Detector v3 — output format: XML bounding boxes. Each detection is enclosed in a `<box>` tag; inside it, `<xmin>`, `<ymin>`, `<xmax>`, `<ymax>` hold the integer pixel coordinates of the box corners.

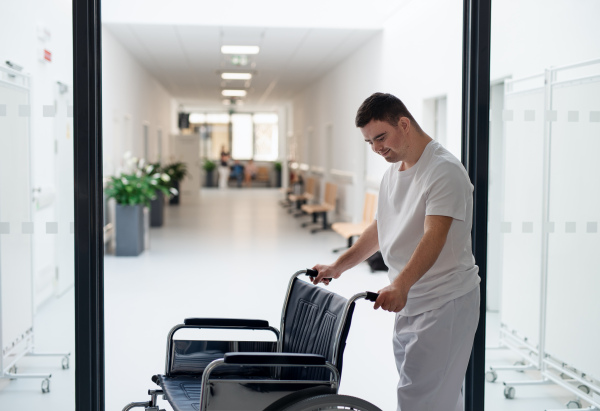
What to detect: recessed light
<box><xmin>221</xmin><ymin>45</ymin><xmax>260</xmax><ymax>55</ymax></box>
<box><xmin>222</xmin><ymin>89</ymin><xmax>247</xmax><ymax>97</ymax></box>
<box><xmin>221</xmin><ymin>72</ymin><xmax>253</xmax><ymax>80</ymax></box>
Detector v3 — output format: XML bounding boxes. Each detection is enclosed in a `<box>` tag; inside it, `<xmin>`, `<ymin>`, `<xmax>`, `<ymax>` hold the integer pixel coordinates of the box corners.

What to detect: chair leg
<box><xmin>332</xmin><ymin>236</ymin><xmax>354</xmax><ymax>253</ymax></box>
<box><xmin>301</xmin><ymin>213</ymin><xmax>317</xmax><ymax>227</ymax></box>
<box><xmin>310</xmin><ymin>212</ymin><xmax>332</xmax><ymax>234</ymax></box>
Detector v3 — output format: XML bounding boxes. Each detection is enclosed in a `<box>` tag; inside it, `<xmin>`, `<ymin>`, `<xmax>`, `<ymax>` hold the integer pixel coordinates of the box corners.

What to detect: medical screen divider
<box><xmin>0</xmin><ymin>67</ymin><xmax>36</xmax><ymax>379</ymax></box>
<box><xmin>0</xmin><ymin>66</ymin><xmax>70</xmax><ymax>394</ymax></box>
<box><xmin>489</xmin><ymin>59</ymin><xmax>600</xmax><ymax>407</ymax></box>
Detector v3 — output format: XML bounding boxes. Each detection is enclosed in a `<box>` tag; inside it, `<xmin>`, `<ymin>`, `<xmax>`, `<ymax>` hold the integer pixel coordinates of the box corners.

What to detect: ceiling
<box><xmin>103</xmin><ymin>24</ymin><xmax>381</xmax><ymax>110</ymax></box>
<box><xmin>101</xmin><ymin>0</ymin><xmax>414</xmax><ymax>110</ymax></box>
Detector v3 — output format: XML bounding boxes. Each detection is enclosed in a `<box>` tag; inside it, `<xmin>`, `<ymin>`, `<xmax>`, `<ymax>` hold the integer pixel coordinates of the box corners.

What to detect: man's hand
<box><xmin>310</xmin><ymin>264</ymin><xmax>343</xmax><ymax>285</ymax></box>
<box><xmin>374</xmin><ymin>283</ymin><xmax>409</xmax><ymax>313</ymax></box>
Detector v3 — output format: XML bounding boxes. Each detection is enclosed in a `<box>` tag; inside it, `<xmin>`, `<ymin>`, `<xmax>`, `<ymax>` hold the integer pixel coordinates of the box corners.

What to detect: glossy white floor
<box><xmin>0</xmin><ymin>188</ymin><xmax>590</xmax><ymax>410</ymax></box>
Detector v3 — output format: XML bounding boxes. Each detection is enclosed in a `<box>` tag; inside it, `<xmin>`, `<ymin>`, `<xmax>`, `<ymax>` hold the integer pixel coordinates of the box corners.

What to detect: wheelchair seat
<box><xmin>123</xmin><ymin>270</ymin><xmax>381</xmax><ymax>411</ymax></box>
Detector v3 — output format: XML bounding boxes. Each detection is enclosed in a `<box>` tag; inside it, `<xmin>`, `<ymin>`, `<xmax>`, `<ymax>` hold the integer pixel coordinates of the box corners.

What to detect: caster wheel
<box><xmin>504</xmin><ymin>386</ymin><xmax>516</xmax><ymax>399</ymax></box>
<box><xmin>41</xmin><ymin>378</ymin><xmax>50</xmax><ymax>394</ymax></box>
<box><xmin>61</xmin><ymin>356</ymin><xmax>70</xmax><ymax>370</ymax></box>
<box><xmin>8</xmin><ymin>365</ymin><xmax>17</xmax><ymax>374</ymax></box>
<box><xmin>566</xmin><ymin>400</ymin><xmax>582</xmax><ymax>409</ymax></box>
<box><xmin>578</xmin><ymin>384</ymin><xmax>590</xmax><ymax>394</ymax></box>
<box><xmin>485</xmin><ymin>370</ymin><xmax>498</xmax><ymax>383</ymax></box>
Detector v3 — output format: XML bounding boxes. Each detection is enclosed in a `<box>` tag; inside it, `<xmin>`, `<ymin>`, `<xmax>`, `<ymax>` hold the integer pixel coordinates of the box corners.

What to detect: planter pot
<box><xmin>115</xmin><ymin>204</ymin><xmax>145</xmax><ymax>256</ymax></box>
<box><xmin>150</xmin><ymin>190</ymin><xmax>165</xmax><ymax>227</ymax></box>
<box><xmin>275</xmin><ymin>169</ymin><xmax>282</xmax><ymax>188</ymax></box>
<box><xmin>169</xmin><ymin>180</ymin><xmax>180</xmax><ymax>205</ymax></box>
<box><xmin>205</xmin><ymin>169</ymin><xmax>215</xmax><ymax>187</ymax></box>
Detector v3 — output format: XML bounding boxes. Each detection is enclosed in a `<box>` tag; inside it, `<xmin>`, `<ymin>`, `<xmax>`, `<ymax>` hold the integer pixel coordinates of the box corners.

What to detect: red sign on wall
<box><xmin>44</xmin><ymin>49</ymin><xmax>52</xmax><ymax>62</ymax></box>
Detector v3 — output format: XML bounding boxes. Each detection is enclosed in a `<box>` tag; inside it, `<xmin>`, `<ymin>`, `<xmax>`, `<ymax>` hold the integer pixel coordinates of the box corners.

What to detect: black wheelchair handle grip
<box><xmin>365</xmin><ymin>292</ymin><xmax>379</xmax><ymax>302</ymax></box>
<box><xmin>305</xmin><ymin>269</ymin><xmax>332</xmax><ymax>281</ymax></box>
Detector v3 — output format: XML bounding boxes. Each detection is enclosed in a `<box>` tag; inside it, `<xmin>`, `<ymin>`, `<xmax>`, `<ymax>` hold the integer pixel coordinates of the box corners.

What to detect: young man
<box><xmin>312</xmin><ymin>92</ymin><xmax>480</xmax><ymax>410</ymax></box>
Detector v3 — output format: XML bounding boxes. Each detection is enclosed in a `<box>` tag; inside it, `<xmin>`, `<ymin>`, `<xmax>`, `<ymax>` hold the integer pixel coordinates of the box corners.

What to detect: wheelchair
<box><xmin>123</xmin><ymin>269</ymin><xmax>382</xmax><ymax>411</ymax></box>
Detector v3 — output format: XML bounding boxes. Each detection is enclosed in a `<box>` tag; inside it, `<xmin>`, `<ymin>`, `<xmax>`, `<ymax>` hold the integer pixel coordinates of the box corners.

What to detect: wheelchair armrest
<box><xmin>184</xmin><ymin>318</ymin><xmax>269</xmax><ymax>328</ymax></box>
<box><xmin>223</xmin><ymin>352</ymin><xmax>326</xmax><ymax>366</ymax></box>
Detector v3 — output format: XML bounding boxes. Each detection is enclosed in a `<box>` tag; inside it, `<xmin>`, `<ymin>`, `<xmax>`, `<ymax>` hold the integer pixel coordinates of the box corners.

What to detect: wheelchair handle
<box><xmin>365</xmin><ymin>292</ymin><xmax>379</xmax><ymax>302</ymax></box>
<box><xmin>305</xmin><ymin>268</ymin><xmax>332</xmax><ymax>281</ymax></box>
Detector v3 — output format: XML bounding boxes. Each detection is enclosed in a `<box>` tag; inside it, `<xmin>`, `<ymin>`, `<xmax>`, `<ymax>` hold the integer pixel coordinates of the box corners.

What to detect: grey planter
<box><xmin>169</xmin><ymin>181</ymin><xmax>180</xmax><ymax>205</ymax></box>
<box><xmin>205</xmin><ymin>169</ymin><xmax>215</xmax><ymax>187</ymax></box>
<box><xmin>150</xmin><ymin>190</ymin><xmax>165</xmax><ymax>227</ymax></box>
<box><xmin>115</xmin><ymin>204</ymin><xmax>145</xmax><ymax>256</ymax></box>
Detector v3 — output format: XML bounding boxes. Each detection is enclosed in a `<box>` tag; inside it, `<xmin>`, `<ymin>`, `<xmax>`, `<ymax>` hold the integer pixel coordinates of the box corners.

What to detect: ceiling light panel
<box><xmin>222</xmin><ymin>89</ymin><xmax>247</xmax><ymax>97</ymax></box>
<box><xmin>221</xmin><ymin>72</ymin><xmax>253</xmax><ymax>80</ymax></box>
<box><xmin>221</xmin><ymin>45</ymin><xmax>260</xmax><ymax>55</ymax></box>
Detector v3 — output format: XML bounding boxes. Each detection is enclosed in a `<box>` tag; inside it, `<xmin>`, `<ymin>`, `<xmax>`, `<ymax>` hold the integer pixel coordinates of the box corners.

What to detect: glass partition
<box><xmin>485</xmin><ymin>1</ymin><xmax>600</xmax><ymax>409</ymax></box>
<box><xmin>0</xmin><ymin>1</ymin><xmax>75</xmax><ymax>408</ymax></box>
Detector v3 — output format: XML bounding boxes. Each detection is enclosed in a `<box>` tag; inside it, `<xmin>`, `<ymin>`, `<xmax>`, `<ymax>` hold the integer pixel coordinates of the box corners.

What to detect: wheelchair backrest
<box><xmin>280</xmin><ymin>278</ymin><xmax>355</xmax><ymax>379</ymax></box>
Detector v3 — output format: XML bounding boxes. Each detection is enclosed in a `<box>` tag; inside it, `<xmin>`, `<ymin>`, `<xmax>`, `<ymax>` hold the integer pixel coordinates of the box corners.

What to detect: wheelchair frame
<box><xmin>123</xmin><ymin>269</ymin><xmax>380</xmax><ymax>411</ymax></box>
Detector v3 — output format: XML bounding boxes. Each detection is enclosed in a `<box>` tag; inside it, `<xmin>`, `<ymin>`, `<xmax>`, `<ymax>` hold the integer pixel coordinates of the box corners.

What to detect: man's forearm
<box><xmin>333</xmin><ymin>220</ymin><xmax>380</xmax><ymax>272</ymax></box>
<box><xmin>392</xmin><ymin>215</ymin><xmax>452</xmax><ymax>292</ymax></box>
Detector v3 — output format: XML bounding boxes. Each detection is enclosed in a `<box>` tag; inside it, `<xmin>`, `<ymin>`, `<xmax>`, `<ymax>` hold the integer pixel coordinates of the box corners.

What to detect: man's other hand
<box><xmin>374</xmin><ymin>284</ymin><xmax>409</xmax><ymax>313</ymax></box>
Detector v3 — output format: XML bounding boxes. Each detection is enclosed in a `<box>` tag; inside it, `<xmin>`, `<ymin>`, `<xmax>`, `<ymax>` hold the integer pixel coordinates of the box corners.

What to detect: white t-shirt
<box><xmin>376</xmin><ymin>139</ymin><xmax>480</xmax><ymax>316</ymax></box>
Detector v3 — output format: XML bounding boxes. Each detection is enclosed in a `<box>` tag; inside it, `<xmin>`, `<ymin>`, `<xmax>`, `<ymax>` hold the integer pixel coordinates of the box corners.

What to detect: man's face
<box><xmin>360</xmin><ymin>118</ymin><xmax>408</xmax><ymax>163</ymax></box>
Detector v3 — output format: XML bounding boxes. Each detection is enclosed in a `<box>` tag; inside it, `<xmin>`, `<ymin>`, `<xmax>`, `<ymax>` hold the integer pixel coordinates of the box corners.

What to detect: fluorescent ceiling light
<box><xmin>221</xmin><ymin>72</ymin><xmax>252</xmax><ymax>80</ymax></box>
<box><xmin>221</xmin><ymin>45</ymin><xmax>260</xmax><ymax>55</ymax></box>
<box><xmin>222</xmin><ymin>89</ymin><xmax>247</xmax><ymax>97</ymax></box>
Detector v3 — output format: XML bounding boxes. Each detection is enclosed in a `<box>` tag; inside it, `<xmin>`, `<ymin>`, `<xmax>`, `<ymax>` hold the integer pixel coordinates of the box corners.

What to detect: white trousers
<box><xmin>393</xmin><ymin>286</ymin><xmax>480</xmax><ymax>411</ymax></box>
<box><xmin>218</xmin><ymin>166</ymin><xmax>230</xmax><ymax>189</ymax></box>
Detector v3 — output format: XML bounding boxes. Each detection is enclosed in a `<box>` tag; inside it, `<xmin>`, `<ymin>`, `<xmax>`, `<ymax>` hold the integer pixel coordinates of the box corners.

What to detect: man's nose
<box><xmin>372</xmin><ymin>141</ymin><xmax>384</xmax><ymax>153</ymax></box>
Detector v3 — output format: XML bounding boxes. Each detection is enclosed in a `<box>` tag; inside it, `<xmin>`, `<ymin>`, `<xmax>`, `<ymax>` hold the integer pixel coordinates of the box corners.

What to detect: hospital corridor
<box><xmin>1</xmin><ymin>0</ymin><xmax>599</xmax><ymax>410</ymax></box>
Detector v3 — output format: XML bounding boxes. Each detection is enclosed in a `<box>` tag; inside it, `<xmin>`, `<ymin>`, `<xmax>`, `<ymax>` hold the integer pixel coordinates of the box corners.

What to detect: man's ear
<box><xmin>398</xmin><ymin>116</ymin><xmax>411</xmax><ymax>133</ymax></box>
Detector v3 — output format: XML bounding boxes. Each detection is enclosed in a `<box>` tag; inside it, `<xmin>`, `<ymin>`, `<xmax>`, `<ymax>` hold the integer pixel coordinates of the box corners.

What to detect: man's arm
<box><xmin>312</xmin><ymin>219</ymin><xmax>380</xmax><ymax>284</ymax></box>
<box><xmin>374</xmin><ymin>215</ymin><xmax>453</xmax><ymax>312</ymax></box>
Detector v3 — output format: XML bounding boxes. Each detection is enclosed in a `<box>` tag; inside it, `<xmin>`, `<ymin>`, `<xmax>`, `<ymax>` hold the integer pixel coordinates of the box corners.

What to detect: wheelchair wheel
<box><xmin>279</xmin><ymin>394</ymin><xmax>382</xmax><ymax>411</ymax></box>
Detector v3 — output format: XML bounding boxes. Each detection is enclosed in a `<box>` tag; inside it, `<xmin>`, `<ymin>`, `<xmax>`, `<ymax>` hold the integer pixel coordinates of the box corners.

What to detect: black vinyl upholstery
<box><xmin>281</xmin><ymin>278</ymin><xmax>355</xmax><ymax>380</ymax></box>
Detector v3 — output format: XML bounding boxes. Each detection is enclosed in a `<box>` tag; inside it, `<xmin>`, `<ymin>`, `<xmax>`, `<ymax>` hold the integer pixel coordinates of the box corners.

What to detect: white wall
<box><xmin>292</xmin><ymin>0</ymin><xmax>464</xmax><ymax>222</ymax></box>
<box><xmin>102</xmin><ymin>26</ymin><xmax>175</xmax><ymax>175</ymax></box>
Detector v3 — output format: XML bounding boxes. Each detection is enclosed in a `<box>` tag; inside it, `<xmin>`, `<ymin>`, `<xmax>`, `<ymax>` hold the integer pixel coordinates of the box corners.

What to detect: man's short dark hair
<box><xmin>355</xmin><ymin>92</ymin><xmax>419</xmax><ymax>129</ymax></box>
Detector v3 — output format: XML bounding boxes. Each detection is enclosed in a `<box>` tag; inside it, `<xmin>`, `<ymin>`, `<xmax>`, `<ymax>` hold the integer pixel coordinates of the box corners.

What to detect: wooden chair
<box><xmin>300</xmin><ymin>182</ymin><xmax>337</xmax><ymax>233</ymax></box>
<box><xmin>254</xmin><ymin>166</ymin><xmax>271</xmax><ymax>186</ymax></box>
<box><xmin>331</xmin><ymin>192</ymin><xmax>377</xmax><ymax>252</ymax></box>
<box><xmin>288</xmin><ymin>177</ymin><xmax>316</xmax><ymax>215</ymax></box>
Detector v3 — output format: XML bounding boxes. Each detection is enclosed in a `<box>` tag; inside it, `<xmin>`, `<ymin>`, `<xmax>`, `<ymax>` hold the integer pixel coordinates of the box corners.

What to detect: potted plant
<box><xmin>274</xmin><ymin>161</ymin><xmax>282</xmax><ymax>188</ymax></box>
<box><xmin>163</xmin><ymin>161</ymin><xmax>188</xmax><ymax>205</ymax></box>
<box><xmin>202</xmin><ymin>159</ymin><xmax>216</xmax><ymax>187</ymax></box>
<box><xmin>105</xmin><ymin>171</ymin><xmax>171</xmax><ymax>256</ymax></box>
<box><xmin>144</xmin><ymin>163</ymin><xmax>175</xmax><ymax>227</ymax></box>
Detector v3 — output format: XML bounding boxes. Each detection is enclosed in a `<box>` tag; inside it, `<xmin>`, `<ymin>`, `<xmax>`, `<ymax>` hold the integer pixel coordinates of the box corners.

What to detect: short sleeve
<box><xmin>425</xmin><ymin>162</ymin><xmax>471</xmax><ymax>221</ymax></box>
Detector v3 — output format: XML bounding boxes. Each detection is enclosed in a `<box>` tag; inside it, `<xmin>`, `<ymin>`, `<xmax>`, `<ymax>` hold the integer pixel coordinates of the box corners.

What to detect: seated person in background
<box><xmin>231</xmin><ymin>160</ymin><xmax>244</xmax><ymax>188</ymax></box>
<box><xmin>244</xmin><ymin>159</ymin><xmax>258</xmax><ymax>187</ymax></box>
